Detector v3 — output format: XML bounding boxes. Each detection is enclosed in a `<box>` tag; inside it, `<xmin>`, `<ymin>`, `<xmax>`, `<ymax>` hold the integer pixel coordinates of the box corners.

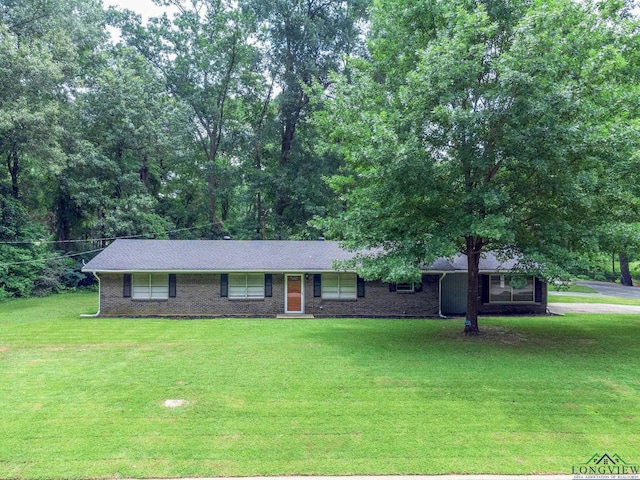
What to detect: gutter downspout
<box><xmin>438</xmin><ymin>273</ymin><xmax>447</xmax><ymax>319</ymax></box>
<box><xmin>81</xmin><ymin>272</ymin><xmax>101</xmax><ymax>318</ymax></box>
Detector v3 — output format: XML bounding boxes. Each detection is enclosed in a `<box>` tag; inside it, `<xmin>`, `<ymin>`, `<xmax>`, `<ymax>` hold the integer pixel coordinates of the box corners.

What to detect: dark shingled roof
<box><xmin>82</xmin><ymin>239</ymin><xmax>521</xmax><ymax>273</ymax></box>
<box><xmin>82</xmin><ymin>239</ymin><xmax>359</xmax><ymax>273</ymax></box>
<box><xmin>422</xmin><ymin>253</ymin><xmax>519</xmax><ymax>272</ymax></box>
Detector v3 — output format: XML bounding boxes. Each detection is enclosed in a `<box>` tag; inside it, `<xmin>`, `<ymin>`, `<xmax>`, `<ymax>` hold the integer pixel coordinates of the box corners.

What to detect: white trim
<box><xmin>82</xmin><ymin>269</ymin><xmax>354</xmax><ymax>274</ymax></box>
<box><xmin>285</xmin><ymin>274</ymin><xmax>304</xmax><ymax>314</ymax></box>
<box><xmin>396</xmin><ymin>282</ymin><xmax>416</xmax><ymax>293</ymax></box>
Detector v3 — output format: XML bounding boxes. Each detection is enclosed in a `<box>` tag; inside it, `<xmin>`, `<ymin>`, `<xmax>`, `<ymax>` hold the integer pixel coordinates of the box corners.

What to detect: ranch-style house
<box><xmin>81</xmin><ymin>239</ymin><xmax>547</xmax><ymax>318</ymax></box>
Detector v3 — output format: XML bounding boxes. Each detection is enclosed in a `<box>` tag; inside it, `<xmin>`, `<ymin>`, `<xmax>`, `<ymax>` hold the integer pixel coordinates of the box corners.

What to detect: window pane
<box><xmin>322</xmin><ymin>273</ymin><xmax>340</xmax><ymax>299</ymax></box>
<box><xmin>150</xmin><ymin>273</ymin><xmax>169</xmax><ymax>299</ymax></box>
<box><xmin>339</xmin><ymin>273</ymin><xmax>357</xmax><ymax>299</ymax></box>
<box><xmin>396</xmin><ymin>283</ymin><xmax>415</xmax><ymax>293</ymax></box>
<box><xmin>246</xmin><ymin>273</ymin><xmax>265</xmax><ymax>298</ymax></box>
<box><xmin>132</xmin><ymin>274</ymin><xmax>150</xmax><ymax>299</ymax></box>
<box><xmin>490</xmin><ymin>275</ymin><xmax>511</xmax><ymax>302</ymax></box>
<box><xmin>228</xmin><ymin>274</ymin><xmax>245</xmax><ymax>298</ymax></box>
<box><xmin>512</xmin><ymin>277</ymin><xmax>534</xmax><ymax>302</ymax></box>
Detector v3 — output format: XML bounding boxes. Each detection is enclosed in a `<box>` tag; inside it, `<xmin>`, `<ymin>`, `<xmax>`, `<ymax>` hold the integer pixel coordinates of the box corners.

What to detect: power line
<box><xmin>0</xmin><ymin>248</ymin><xmax>106</xmax><ymax>268</ymax></box>
<box><xmin>0</xmin><ymin>223</ymin><xmax>219</xmax><ymax>268</ymax></box>
<box><xmin>0</xmin><ymin>223</ymin><xmax>216</xmax><ymax>246</ymax></box>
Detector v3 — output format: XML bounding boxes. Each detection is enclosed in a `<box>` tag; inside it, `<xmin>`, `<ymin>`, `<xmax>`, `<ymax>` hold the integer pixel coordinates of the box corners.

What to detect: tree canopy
<box><xmin>0</xmin><ymin>0</ymin><xmax>639</xmax><ymax>311</ymax></box>
<box><xmin>317</xmin><ymin>0</ymin><xmax>640</xmax><ymax>332</ymax></box>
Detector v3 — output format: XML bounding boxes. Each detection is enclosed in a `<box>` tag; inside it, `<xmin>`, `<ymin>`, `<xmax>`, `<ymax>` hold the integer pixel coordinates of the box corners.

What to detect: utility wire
<box><xmin>0</xmin><ymin>248</ymin><xmax>106</xmax><ymax>268</ymax></box>
<box><xmin>0</xmin><ymin>223</ymin><xmax>218</xmax><ymax>268</ymax></box>
<box><xmin>0</xmin><ymin>223</ymin><xmax>216</xmax><ymax>245</ymax></box>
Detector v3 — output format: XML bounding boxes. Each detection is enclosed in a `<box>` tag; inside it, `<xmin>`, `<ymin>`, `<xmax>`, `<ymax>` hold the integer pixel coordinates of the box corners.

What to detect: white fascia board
<box><xmin>83</xmin><ymin>269</ymin><xmax>354</xmax><ymax>274</ymax></box>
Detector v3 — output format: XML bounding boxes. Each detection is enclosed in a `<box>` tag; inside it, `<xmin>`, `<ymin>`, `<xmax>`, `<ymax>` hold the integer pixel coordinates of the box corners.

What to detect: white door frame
<box><xmin>285</xmin><ymin>274</ymin><xmax>304</xmax><ymax>314</ymax></box>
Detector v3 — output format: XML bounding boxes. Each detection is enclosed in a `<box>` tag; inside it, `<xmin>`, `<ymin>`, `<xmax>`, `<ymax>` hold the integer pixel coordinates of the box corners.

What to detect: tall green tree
<box><xmin>116</xmin><ymin>0</ymin><xmax>262</xmax><ymax>237</ymax></box>
<box><xmin>0</xmin><ymin>0</ymin><xmax>106</xmax><ymax>293</ymax></box>
<box><xmin>0</xmin><ymin>0</ymin><xmax>105</xmax><ymax>200</ymax></box>
<box><xmin>245</xmin><ymin>0</ymin><xmax>369</xmax><ymax>236</ymax></box>
<box><xmin>319</xmin><ymin>0</ymin><xmax>640</xmax><ymax>333</ymax></box>
<box><xmin>54</xmin><ymin>45</ymin><xmax>190</xmax><ymax>245</ymax></box>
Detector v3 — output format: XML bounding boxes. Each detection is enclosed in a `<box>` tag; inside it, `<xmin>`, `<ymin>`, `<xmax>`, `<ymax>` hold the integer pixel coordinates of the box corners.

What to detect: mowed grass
<box><xmin>549</xmin><ymin>284</ymin><xmax>599</xmax><ymax>293</ymax></box>
<box><xmin>1</xmin><ymin>292</ymin><xmax>639</xmax><ymax>478</ymax></box>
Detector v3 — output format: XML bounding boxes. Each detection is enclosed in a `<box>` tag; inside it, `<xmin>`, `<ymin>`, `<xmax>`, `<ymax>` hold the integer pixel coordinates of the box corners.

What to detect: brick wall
<box><xmin>305</xmin><ymin>274</ymin><xmax>440</xmax><ymax>317</ymax></box>
<box><xmin>478</xmin><ymin>279</ymin><xmax>548</xmax><ymax>315</ymax></box>
<box><xmin>98</xmin><ymin>273</ymin><xmax>440</xmax><ymax>318</ymax></box>
<box><xmin>478</xmin><ymin>275</ymin><xmax>547</xmax><ymax>315</ymax></box>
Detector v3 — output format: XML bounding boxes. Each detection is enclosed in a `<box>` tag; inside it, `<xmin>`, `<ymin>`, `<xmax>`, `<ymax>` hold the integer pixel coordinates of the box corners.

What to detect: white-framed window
<box><xmin>132</xmin><ymin>273</ymin><xmax>169</xmax><ymax>299</ymax></box>
<box><xmin>229</xmin><ymin>273</ymin><xmax>265</xmax><ymax>299</ymax></box>
<box><xmin>396</xmin><ymin>283</ymin><xmax>415</xmax><ymax>293</ymax></box>
<box><xmin>322</xmin><ymin>272</ymin><xmax>357</xmax><ymax>299</ymax></box>
<box><xmin>490</xmin><ymin>275</ymin><xmax>535</xmax><ymax>303</ymax></box>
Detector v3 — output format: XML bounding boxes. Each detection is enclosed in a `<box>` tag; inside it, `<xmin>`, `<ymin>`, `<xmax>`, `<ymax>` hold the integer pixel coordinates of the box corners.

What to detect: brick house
<box><xmin>81</xmin><ymin>239</ymin><xmax>547</xmax><ymax>318</ymax></box>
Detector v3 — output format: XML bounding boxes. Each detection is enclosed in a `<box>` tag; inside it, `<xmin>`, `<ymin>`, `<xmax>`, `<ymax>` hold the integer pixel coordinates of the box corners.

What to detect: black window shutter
<box><xmin>313</xmin><ymin>274</ymin><xmax>321</xmax><ymax>297</ymax></box>
<box><xmin>414</xmin><ymin>276</ymin><xmax>423</xmax><ymax>293</ymax></box>
<box><xmin>265</xmin><ymin>274</ymin><xmax>272</xmax><ymax>297</ymax></box>
<box><xmin>481</xmin><ymin>275</ymin><xmax>490</xmax><ymax>303</ymax></box>
<box><xmin>357</xmin><ymin>276</ymin><xmax>365</xmax><ymax>297</ymax></box>
<box><xmin>123</xmin><ymin>274</ymin><xmax>132</xmax><ymax>298</ymax></box>
<box><xmin>169</xmin><ymin>274</ymin><xmax>176</xmax><ymax>298</ymax></box>
<box><xmin>220</xmin><ymin>274</ymin><xmax>228</xmax><ymax>297</ymax></box>
<box><xmin>535</xmin><ymin>277</ymin><xmax>543</xmax><ymax>303</ymax></box>
<box><xmin>389</xmin><ymin>283</ymin><xmax>396</xmax><ymax>292</ymax></box>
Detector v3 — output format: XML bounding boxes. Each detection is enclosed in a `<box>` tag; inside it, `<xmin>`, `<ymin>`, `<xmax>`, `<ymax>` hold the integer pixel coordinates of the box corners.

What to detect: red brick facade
<box><xmin>98</xmin><ymin>273</ymin><xmax>441</xmax><ymax>318</ymax></box>
<box><xmin>97</xmin><ymin>272</ymin><xmax>546</xmax><ymax>318</ymax></box>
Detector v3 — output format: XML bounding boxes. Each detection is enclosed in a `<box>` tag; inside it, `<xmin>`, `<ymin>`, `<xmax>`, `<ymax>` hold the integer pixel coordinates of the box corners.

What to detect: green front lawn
<box><xmin>549</xmin><ymin>284</ymin><xmax>599</xmax><ymax>293</ymax></box>
<box><xmin>1</xmin><ymin>292</ymin><xmax>639</xmax><ymax>478</ymax></box>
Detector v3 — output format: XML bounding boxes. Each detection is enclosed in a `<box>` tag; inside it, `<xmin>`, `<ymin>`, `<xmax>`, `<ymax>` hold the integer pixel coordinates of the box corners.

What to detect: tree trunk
<box><xmin>254</xmin><ymin>79</ymin><xmax>273</xmax><ymax>240</ymax></box>
<box><xmin>464</xmin><ymin>236</ymin><xmax>482</xmax><ymax>335</ymax></box>
<box><xmin>207</xmin><ymin>173</ymin><xmax>223</xmax><ymax>237</ymax></box>
<box><xmin>619</xmin><ymin>253</ymin><xmax>633</xmax><ymax>286</ymax></box>
<box><xmin>275</xmin><ymin>118</ymin><xmax>297</xmax><ymax>218</ymax></box>
<box><xmin>139</xmin><ymin>153</ymin><xmax>149</xmax><ymax>187</ymax></box>
<box><xmin>7</xmin><ymin>150</ymin><xmax>20</xmax><ymax>199</ymax></box>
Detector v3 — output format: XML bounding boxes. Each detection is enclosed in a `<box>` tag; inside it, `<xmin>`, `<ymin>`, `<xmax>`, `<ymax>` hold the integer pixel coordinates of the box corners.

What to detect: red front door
<box><xmin>286</xmin><ymin>275</ymin><xmax>303</xmax><ymax>313</ymax></box>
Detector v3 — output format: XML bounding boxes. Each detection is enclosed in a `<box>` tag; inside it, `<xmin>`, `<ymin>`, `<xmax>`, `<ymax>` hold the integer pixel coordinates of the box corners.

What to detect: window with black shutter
<box><xmin>123</xmin><ymin>274</ymin><xmax>132</xmax><ymax>298</ymax></box>
<box><xmin>220</xmin><ymin>274</ymin><xmax>228</xmax><ymax>297</ymax></box>
<box><xmin>169</xmin><ymin>274</ymin><xmax>176</xmax><ymax>298</ymax></box>
<box><xmin>314</xmin><ymin>274</ymin><xmax>321</xmax><ymax>297</ymax></box>
<box><xmin>535</xmin><ymin>277</ymin><xmax>543</xmax><ymax>303</ymax></box>
<box><xmin>265</xmin><ymin>274</ymin><xmax>272</xmax><ymax>297</ymax></box>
